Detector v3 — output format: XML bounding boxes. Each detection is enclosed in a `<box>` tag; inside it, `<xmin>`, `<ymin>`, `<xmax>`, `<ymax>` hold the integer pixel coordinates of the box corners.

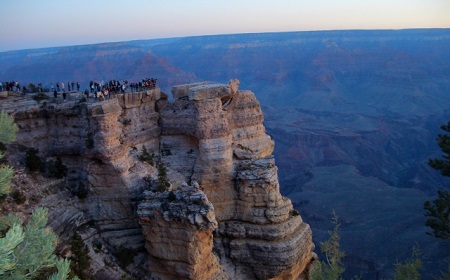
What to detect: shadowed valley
<box><xmin>1</xmin><ymin>29</ymin><xmax>450</xmax><ymax>279</ymax></box>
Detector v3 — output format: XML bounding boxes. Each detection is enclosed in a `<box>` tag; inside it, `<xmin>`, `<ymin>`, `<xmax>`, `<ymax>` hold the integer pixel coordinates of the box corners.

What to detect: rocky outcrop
<box><xmin>143</xmin><ymin>80</ymin><xmax>314</xmax><ymax>279</ymax></box>
<box><xmin>1</xmin><ymin>81</ymin><xmax>314</xmax><ymax>279</ymax></box>
<box><xmin>2</xmin><ymin>89</ymin><xmax>162</xmax><ymax>278</ymax></box>
<box><xmin>138</xmin><ymin>182</ymin><xmax>227</xmax><ymax>280</ymax></box>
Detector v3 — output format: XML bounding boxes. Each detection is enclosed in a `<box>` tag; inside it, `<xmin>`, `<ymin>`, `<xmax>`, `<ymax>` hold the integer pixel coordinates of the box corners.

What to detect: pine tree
<box><xmin>0</xmin><ymin>111</ymin><xmax>75</xmax><ymax>279</ymax></box>
<box><xmin>0</xmin><ymin>208</ymin><xmax>74</xmax><ymax>279</ymax></box>
<box><xmin>393</xmin><ymin>246</ymin><xmax>422</xmax><ymax>280</ymax></box>
<box><xmin>0</xmin><ymin>111</ymin><xmax>18</xmax><ymax>195</ymax></box>
<box><xmin>425</xmin><ymin>121</ymin><xmax>450</xmax><ymax>240</ymax></box>
<box><xmin>429</xmin><ymin>121</ymin><xmax>450</xmax><ymax>176</ymax></box>
<box><xmin>310</xmin><ymin>212</ymin><xmax>345</xmax><ymax>280</ymax></box>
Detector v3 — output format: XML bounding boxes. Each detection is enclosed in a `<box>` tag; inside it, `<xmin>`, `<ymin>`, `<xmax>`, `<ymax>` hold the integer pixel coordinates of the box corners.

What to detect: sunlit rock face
<box><xmin>3</xmin><ymin>81</ymin><xmax>314</xmax><ymax>279</ymax></box>
<box><xmin>5</xmin><ymin>89</ymin><xmax>162</xmax><ymax>278</ymax></box>
<box><xmin>143</xmin><ymin>80</ymin><xmax>315</xmax><ymax>279</ymax></box>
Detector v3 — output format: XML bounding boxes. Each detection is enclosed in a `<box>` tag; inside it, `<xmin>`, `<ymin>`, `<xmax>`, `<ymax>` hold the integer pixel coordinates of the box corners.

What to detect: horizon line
<box><xmin>1</xmin><ymin>27</ymin><xmax>450</xmax><ymax>53</ymax></box>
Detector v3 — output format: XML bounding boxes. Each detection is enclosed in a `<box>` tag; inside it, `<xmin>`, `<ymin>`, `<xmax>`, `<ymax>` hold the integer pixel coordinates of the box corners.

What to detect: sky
<box><xmin>1</xmin><ymin>0</ymin><xmax>449</xmax><ymax>52</ymax></box>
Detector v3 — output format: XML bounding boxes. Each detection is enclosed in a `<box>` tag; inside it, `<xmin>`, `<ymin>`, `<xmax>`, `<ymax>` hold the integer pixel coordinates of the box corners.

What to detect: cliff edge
<box><xmin>1</xmin><ymin>81</ymin><xmax>314</xmax><ymax>279</ymax></box>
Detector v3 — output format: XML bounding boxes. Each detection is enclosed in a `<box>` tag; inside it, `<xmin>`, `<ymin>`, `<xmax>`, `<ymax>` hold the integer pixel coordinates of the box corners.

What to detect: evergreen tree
<box><xmin>0</xmin><ymin>111</ymin><xmax>75</xmax><ymax>279</ymax></box>
<box><xmin>424</xmin><ymin>190</ymin><xmax>450</xmax><ymax>240</ymax></box>
<box><xmin>425</xmin><ymin>121</ymin><xmax>450</xmax><ymax>240</ymax></box>
<box><xmin>393</xmin><ymin>246</ymin><xmax>422</xmax><ymax>280</ymax></box>
<box><xmin>0</xmin><ymin>111</ymin><xmax>18</xmax><ymax>195</ymax></box>
<box><xmin>310</xmin><ymin>212</ymin><xmax>345</xmax><ymax>280</ymax></box>
<box><xmin>0</xmin><ymin>208</ymin><xmax>74</xmax><ymax>279</ymax></box>
<box><xmin>429</xmin><ymin>121</ymin><xmax>450</xmax><ymax>176</ymax></box>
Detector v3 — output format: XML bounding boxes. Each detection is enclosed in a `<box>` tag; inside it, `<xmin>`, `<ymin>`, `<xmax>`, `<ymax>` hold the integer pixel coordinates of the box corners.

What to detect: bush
<box><xmin>73</xmin><ymin>182</ymin><xmax>88</xmax><ymax>199</ymax></box>
<box><xmin>122</xmin><ymin>119</ymin><xmax>131</xmax><ymax>126</ymax></box>
<box><xmin>25</xmin><ymin>147</ymin><xmax>44</xmax><ymax>172</ymax></box>
<box><xmin>138</xmin><ymin>146</ymin><xmax>154</xmax><ymax>166</ymax></box>
<box><xmin>28</xmin><ymin>83</ymin><xmax>37</xmax><ymax>93</ymax></box>
<box><xmin>45</xmin><ymin>156</ymin><xmax>68</xmax><ymax>179</ymax></box>
<box><xmin>237</xmin><ymin>143</ymin><xmax>253</xmax><ymax>153</ymax></box>
<box><xmin>116</xmin><ymin>245</ymin><xmax>137</xmax><ymax>269</ymax></box>
<box><xmin>11</xmin><ymin>190</ymin><xmax>26</xmax><ymax>205</ymax></box>
<box><xmin>0</xmin><ymin>141</ymin><xmax>6</xmax><ymax>152</ymax></box>
<box><xmin>157</xmin><ymin>162</ymin><xmax>170</xmax><ymax>192</ymax></box>
<box><xmin>310</xmin><ymin>212</ymin><xmax>345</xmax><ymax>280</ymax></box>
<box><xmin>394</xmin><ymin>246</ymin><xmax>422</xmax><ymax>280</ymax></box>
<box><xmin>32</xmin><ymin>92</ymin><xmax>49</xmax><ymax>102</ymax></box>
<box><xmin>69</xmin><ymin>232</ymin><xmax>91</xmax><ymax>279</ymax></box>
<box><xmin>168</xmin><ymin>191</ymin><xmax>176</xmax><ymax>202</ymax></box>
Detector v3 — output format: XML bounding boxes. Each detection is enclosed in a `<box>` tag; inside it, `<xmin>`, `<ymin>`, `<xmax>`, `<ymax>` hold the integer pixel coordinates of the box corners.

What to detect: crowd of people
<box><xmin>1</xmin><ymin>78</ymin><xmax>158</xmax><ymax>102</ymax></box>
<box><xmin>0</xmin><ymin>81</ymin><xmax>22</xmax><ymax>92</ymax></box>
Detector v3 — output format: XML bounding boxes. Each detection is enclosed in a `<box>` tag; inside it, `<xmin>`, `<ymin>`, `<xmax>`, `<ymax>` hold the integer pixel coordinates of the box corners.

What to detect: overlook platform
<box><xmin>0</xmin><ymin>87</ymin><xmax>161</xmax><ymax>113</ymax></box>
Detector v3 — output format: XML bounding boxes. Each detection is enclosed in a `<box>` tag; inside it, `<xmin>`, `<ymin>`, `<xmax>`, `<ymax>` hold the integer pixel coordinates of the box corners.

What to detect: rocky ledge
<box><xmin>1</xmin><ymin>80</ymin><xmax>314</xmax><ymax>279</ymax></box>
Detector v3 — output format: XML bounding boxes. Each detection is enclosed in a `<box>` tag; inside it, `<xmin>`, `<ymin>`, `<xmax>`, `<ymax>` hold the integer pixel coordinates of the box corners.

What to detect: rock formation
<box><xmin>1</xmin><ymin>81</ymin><xmax>314</xmax><ymax>279</ymax></box>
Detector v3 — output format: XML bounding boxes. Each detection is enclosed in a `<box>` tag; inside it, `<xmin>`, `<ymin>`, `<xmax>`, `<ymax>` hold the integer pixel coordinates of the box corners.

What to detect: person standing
<box><xmin>76</xmin><ymin>82</ymin><xmax>80</xmax><ymax>91</ymax></box>
<box><xmin>61</xmin><ymin>82</ymin><xmax>65</xmax><ymax>92</ymax></box>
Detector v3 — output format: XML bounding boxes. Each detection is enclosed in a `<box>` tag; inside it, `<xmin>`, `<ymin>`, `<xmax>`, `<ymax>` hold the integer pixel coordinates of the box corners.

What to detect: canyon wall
<box><xmin>1</xmin><ymin>81</ymin><xmax>314</xmax><ymax>279</ymax></box>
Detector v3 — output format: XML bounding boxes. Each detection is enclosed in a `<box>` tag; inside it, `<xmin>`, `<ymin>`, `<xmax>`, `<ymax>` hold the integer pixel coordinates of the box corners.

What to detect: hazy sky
<box><xmin>1</xmin><ymin>0</ymin><xmax>449</xmax><ymax>52</ymax></box>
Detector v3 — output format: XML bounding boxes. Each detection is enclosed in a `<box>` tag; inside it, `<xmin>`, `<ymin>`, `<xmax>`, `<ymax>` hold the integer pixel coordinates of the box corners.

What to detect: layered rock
<box><xmin>2</xmin><ymin>81</ymin><xmax>314</xmax><ymax>279</ymax></box>
<box><xmin>2</xmin><ymin>89</ymin><xmax>162</xmax><ymax>278</ymax></box>
<box><xmin>143</xmin><ymin>80</ymin><xmax>315</xmax><ymax>279</ymax></box>
<box><xmin>138</xmin><ymin>182</ymin><xmax>227</xmax><ymax>280</ymax></box>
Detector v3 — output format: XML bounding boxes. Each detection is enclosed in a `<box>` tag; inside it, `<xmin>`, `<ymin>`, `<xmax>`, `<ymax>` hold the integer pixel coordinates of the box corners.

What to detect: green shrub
<box><xmin>0</xmin><ymin>141</ymin><xmax>6</xmax><ymax>152</ymax></box>
<box><xmin>46</xmin><ymin>156</ymin><xmax>68</xmax><ymax>178</ymax></box>
<box><xmin>237</xmin><ymin>143</ymin><xmax>253</xmax><ymax>153</ymax></box>
<box><xmin>73</xmin><ymin>182</ymin><xmax>88</xmax><ymax>199</ymax></box>
<box><xmin>310</xmin><ymin>212</ymin><xmax>345</xmax><ymax>280</ymax></box>
<box><xmin>69</xmin><ymin>232</ymin><xmax>91</xmax><ymax>279</ymax></box>
<box><xmin>122</xmin><ymin>119</ymin><xmax>131</xmax><ymax>126</ymax></box>
<box><xmin>138</xmin><ymin>146</ymin><xmax>154</xmax><ymax>166</ymax></box>
<box><xmin>11</xmin><ymin>190</ymin><xmax>26</xmax><ymax>205</ymax></box>
<box><xmin>0</xmin><ymin>207</ymin><xmax>73</xmax><ymax>279</ymax></box>
<box><xmin>193</xmin><ymin>199</ymin><xmax>204</xmax><ymax>206</ymax></box>
<box><xmin>28</xmin><ymin>83</ymin><xmax>37</xmax><ymax>93</ymax></box>
<box><xmin>25</xmin><ymin>147</ymin><xmax>44</xmax><ymax>172</ymax></box>
<box><xmin>157</xmin><ymin>162</ymin><xmax>170</xmax><ymax>192</ymax></box>
<box><xmin>116</xmin><ymin>245</ymin><xmax>137</xmax><ymax>269</ymax></box>
<box><xmin>32</xmin><ymin>92</ymin><xmax>49</xmax><ymax>102</ymax></box>
<box><xmin>394</xmin><ymin>246</ymin><xmax>422</xmax><ymax>280</ymax></box>
<box><xmin>168</xmin><ymin>191</ymin><xmax>176</xmax><ymax>202</ymax></box>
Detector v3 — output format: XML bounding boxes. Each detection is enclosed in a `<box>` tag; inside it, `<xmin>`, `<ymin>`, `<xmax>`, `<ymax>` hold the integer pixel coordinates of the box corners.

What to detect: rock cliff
<box><xmin>1</xmin><ymin>81</ymin><xmax>314</xmax><ymax>279</ymax></box>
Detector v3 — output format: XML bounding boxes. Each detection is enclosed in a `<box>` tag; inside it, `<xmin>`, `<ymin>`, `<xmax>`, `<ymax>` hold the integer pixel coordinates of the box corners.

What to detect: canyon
<box><xmin>1</xmin><ymin>29</ymin><xmax>450</xmax><ymax>278</ymax></box>
<box><xmin>1</xmin><ymin>81</ymin><xmax>314</xmax><ymax>279</ymax></box>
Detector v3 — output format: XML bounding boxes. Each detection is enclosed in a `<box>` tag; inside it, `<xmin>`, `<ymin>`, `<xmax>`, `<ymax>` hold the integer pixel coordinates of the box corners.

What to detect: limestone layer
<box><xmin>142</xmin><ymin>80</ymin><xmax>315</xmax><ymax>279</ymax></box>
<box><xmin>2</xmin><ymin>81</ymin><xmax>314</xmax><ymax>279</ymax></box>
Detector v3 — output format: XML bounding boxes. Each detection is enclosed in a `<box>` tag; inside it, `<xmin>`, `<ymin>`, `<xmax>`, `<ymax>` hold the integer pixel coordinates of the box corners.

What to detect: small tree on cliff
<box><xmin>393</xmin><ymin>246</ymin><xmax>422</xmax><ymax>280</ymax></box>
<box><xmin>0</xmin><ymin>111</ymin><xmax>75</xmax><ymax>279</ymax></box>
<box><xmin>425</xmin><ymin>121</ymin><xmax>450</xmax><ymax>240</ymax></box>
<box><xmin>310</xmin><ymin>212</ymin><xmax>345</xmax><ymax>280</ymax></box>
<box><xmin>0</xmin><ymin>208</ymin><xmax>74</xmax><ymax>279</ymax></box>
